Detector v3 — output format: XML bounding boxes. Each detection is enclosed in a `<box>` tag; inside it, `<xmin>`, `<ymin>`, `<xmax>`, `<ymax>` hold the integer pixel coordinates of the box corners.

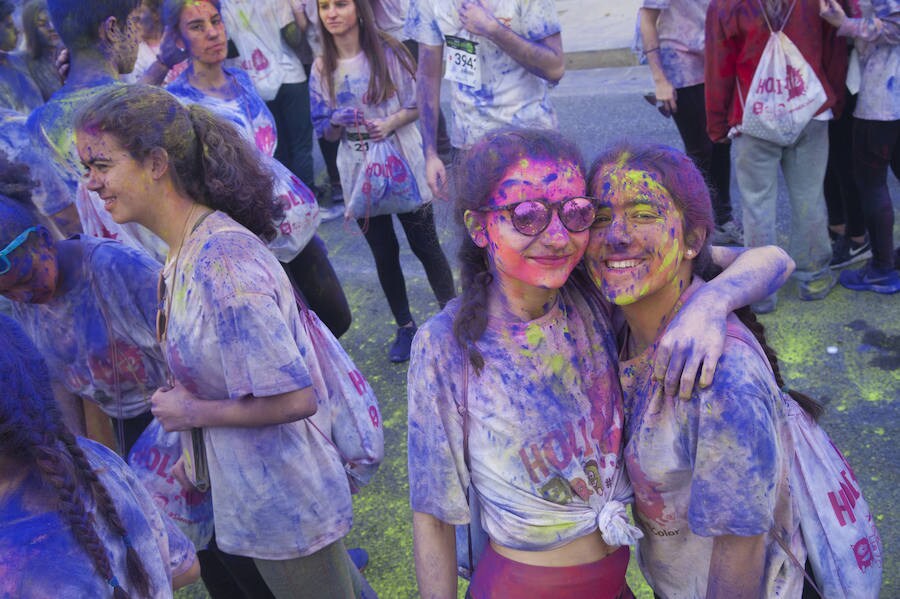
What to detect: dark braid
<box><xmin>0</xmin><ymin>316</ymin><xmax>152</xmax><ymax>597</ymax></box>
<box><xmin>450</xmin><ymin>128</ymin><xmax>586</xmax><ymax>372</ymax></box>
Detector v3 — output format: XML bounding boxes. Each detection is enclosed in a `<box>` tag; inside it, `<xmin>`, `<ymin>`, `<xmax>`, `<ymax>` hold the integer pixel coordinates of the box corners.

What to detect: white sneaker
<box><xmin>712</xmin><ymin>220</ymin><xmax>744</xmax><ymax>245</ymax></box>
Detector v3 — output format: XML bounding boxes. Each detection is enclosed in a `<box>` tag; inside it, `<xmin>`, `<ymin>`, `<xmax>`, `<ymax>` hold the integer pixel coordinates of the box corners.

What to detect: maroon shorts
<box><xmin>467</xmin><ymin>543</ymin><xmax>633</xmax><ymax>599</ymax></box>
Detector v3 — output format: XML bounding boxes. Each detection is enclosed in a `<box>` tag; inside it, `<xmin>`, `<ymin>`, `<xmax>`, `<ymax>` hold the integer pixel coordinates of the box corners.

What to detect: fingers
<box><xmin>172</xmin><ymin>457</ymin><xmax>198</xmax><ymax>492</ymax></box>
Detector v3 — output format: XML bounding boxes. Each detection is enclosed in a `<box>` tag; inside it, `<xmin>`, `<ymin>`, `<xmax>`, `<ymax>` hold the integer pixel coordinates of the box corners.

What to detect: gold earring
<box><xmin>686</xmin><ymin>249</ymin><xmax>695</xmax><ymax>258</ymax></box>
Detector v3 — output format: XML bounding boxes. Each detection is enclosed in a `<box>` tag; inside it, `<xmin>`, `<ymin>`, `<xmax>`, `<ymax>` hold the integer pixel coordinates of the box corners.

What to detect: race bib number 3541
<box><xmin>444</xmin><ymin>35</ymin><xmax>482</xmax><ymax>89</ymax></box>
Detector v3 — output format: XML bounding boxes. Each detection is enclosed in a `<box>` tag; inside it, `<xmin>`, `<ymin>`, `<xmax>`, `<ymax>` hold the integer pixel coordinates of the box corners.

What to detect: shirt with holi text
<box><xmin>408</xmin><ymin>282</ymin><xmax>633</xmax><ymax>551</ymax></box>
<box><xmin>12</xmin><ymin>236</ymin><xmax>166</xmax><ymax>419</ymax></box>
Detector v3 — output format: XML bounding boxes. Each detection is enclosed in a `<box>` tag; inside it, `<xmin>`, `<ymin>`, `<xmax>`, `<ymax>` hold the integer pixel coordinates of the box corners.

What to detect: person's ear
<box><xmin>684</xmin><ymin>229</ymin><xmax>706</xmax><ymax>259</ymax></box>
<box><xmin>464</xmin><ymin>210</ymin><xmax>489</xmax><ymax>248</ymax></box>
<box><xmin>147</xmin><ymin>147</ymin><xmax>170</xmax><ymax>180</ymax></box>
<box><xmin>99</xmin><ymin>15</ymin><xmax>122</xmax><ymax>45</ymax></box>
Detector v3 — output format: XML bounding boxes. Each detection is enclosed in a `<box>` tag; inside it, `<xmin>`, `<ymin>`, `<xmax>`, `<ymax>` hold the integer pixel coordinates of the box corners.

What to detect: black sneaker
<box><xmin>830</xmin><ymin>234</ymin><xmax>872</xmax><ymax>269</ymax></box>
<box><xmin>389</xmin><ymin>324</ymin><xmax>417</xmax><ymax>363</ymax></box>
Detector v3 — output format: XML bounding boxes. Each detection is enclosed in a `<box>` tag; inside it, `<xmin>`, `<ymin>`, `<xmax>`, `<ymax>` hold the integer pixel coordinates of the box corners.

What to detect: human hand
<box><xmin>425</xmin><ymin>154</ymin><xmax>448</xmax><ymax>199</ymax></box>
<box><xmin>653</xmin><ymin>294</ymin><xmax>726</xmax><ymax>400</ymax></box>
<box><xmin>819</xmin><ymin>0</ymin><xmax>847</xmax><ymax>28</ymax></box>
<box><xmin>330</xmin><ymin>107</ymin><xmax>363</xmax><ymax>128</ymax></box>
<box><xmin>151</xmin><ymin>382</ymin><xmax>201</xmax><ymax>432</ymax></box>
<box><xmin>55</xmin><ymin>47</ymin><xmax>69</xmax><ymax>83</ymax></box>
<box><xmin>365</xmin><ymin>116</ymin><xmax>395</xmax><ymax>141</ymax></box>
<box><xmin>159</xmin><ymin>26</ymin><xmax>188</xmax><ymax>68</ymax></box>
<box><xmin>459</xmin><ymin>0</ymin><xmax>500</xmax><ymax>37</ymax></box>
<box><xmin>171</xmin><ymin>456</ymin><xmax>203</xmax><ymax>492</ymax></box>
<box><xmin>654</xmin><ymin>79</ymin><xmax>677</xmax><ymax>116</ymax></box>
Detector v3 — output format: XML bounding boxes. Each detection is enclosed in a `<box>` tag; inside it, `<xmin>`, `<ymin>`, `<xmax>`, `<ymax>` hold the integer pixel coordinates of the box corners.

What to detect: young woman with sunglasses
<box><xmin>0</xmin><ymin>181</ymin><xmax>165</xmax><ymax>457</ymax></box>
<box><xmin>407</xmin><ymin>129</ymin><xmax>794</xmax><ymax>598</ymax></box>
<box><xmin>75</xmin><ymin>84</ymin><xmax>372</xmax><ymax>598</ymax></box>
<box><xmin>310</xmin><ymin>0</ymin><xmax>455</xmax><ymax>362</ymax></box>
<box><xmin>0</xmin><ymin>314</ymin><xmax>200</xmax><ymax>598</ymax></box>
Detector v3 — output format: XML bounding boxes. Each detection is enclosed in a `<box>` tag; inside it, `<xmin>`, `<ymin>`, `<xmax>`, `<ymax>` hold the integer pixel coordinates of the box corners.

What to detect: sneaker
<box><xmin>839</xmin><ymin>262</ymin><xmax>900</xmax><ymax>294</ymax></box>
<box><xmin>318</xmin><ymin>205</ymin><xmax>345</xmax><ymax>222</ymax></box>
<box><xmin>712</xmin><ymin>220</ymin><xmax>744</xmax><ymax>246</ymax></box>
<box><xmin>347</xmin><ymin>547</ymin><xmax>369</xmax><ymax>572</ymax></box>
<box><xmin>797</xmin><ymin>274</ymin><xmax>837</xmax><ymax>301</ymax></box>
<box><xmin>331</xmin><ymin>181</ymin><xmax>344</xmax><ymax>204</ymax></box>
<box><xmin>389</xmin><ymin>324</ymin><xmax>417</xmax><ymax>362</ymax></box>
<box><xmin>830</xmin><ymin>234</ymin><xmax>872</xmax><ymax>269</ymax></box>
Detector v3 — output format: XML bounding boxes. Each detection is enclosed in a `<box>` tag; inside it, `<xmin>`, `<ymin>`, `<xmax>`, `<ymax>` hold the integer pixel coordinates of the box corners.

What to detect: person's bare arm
<box><xmin>413</xmin><ymin>511</ymin><xmax>458</xmax><ymax>599</ymax></box>
<box><xmin>366</xmin><ymin>107</ymin><xmax>419</xmax><ymax>141</ymax></box>
<box><xmin>654</xmin><ymin>245</ymin><xmax>794</xmax><ymax>399</ymax></box>
<box><xmin>138</xmin><ymin>27</ymin><xmax>187</xmax><ymax>86</ymax></box>
<box><xmin>151</xmin><ymin>381</ymin><xmax>317</xmax><ymax>431</ymax></box>
<box><xmin>172</xmin><ymin>557</ymin><xmax>202</xmax><ymax>589</ymax></box>
<box><xmin>459</xmin><ymin>0</ymin><xmax>564</xmax><ymax>83</ymax></box>
<box><xmin>639</xmin><ymin>8</ymin><xmax>677</xmax><ymax>115</ymax></box>
<box><xmin>706</xmin><ymin>534</ymin><xmax>766</xmax><ymax>598</ymax></box>
<box><xmin>416</xmin><ymin>42</ymin><xmax>449</xmax><ymax>197</ymax></box>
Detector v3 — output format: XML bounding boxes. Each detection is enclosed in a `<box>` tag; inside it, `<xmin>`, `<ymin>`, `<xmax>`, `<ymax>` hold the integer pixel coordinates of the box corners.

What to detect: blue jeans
<box><xmin>267</xmin><ymin>81</ymin><xmax>316</xmax><ymax>190</ymax></box>
<box><xmin>733</xmin><ymin>119</ymin><xmax>833</xmax><ymax>302</ymax></box>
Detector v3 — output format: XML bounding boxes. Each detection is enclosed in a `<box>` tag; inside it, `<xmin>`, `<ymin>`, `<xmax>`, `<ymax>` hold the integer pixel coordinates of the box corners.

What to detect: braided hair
<box><xmin>0</xmin><ymin>316</ymin><xmax>152</xmax><ymax>598</ymax></box>
<box><xmin>450</xmin><ymin>128</ymin><xmax>586</xmax><ymax>372</ymax></box>
<box><xmin>588</xmin><ymin>142</ymin><xmax>822</xmax><ymax>419</ymax></box>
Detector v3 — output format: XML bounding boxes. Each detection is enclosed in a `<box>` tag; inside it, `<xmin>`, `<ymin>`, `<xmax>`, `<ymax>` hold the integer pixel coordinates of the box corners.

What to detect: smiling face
<box><xmin>318</xmin><ymin>0</ymin><xmax>359</xmax><ymax>38</ymax></box>
<box><xmin>471</xmin><ymin>158</ymin><xmax>588</xmax><ymax>305</ymax></box>
<box><xmin>76</xmin><ymin>130</ymin><xmax>155</xmax><ymax>226</ymax></box>
<box><xmin>178</xmin><ymin>0</ymin><xmax>227</xmax><ymax>66</ymax></box>
<box><xmin>0</xmin><ymin>226</ymin><xmax>59</xmax><ymax>304</ymax></box>
<box><xmin>585</xmin><ymin>167</ymin><xmax>693</xmax><ymax>307</ymax></box>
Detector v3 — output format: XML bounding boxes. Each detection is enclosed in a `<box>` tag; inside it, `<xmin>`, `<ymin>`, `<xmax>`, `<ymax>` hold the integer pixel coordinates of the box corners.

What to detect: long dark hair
<box><xmin>588</xmin><ymin>142</ymin><xmax>822</xmax><ymax>419</ymax></box>
<box><xmin>0</xmin><ymin>316</ymin><xmax>152</xmax><ymax>598</ymax></box>
<box><xmin>75</xmin><ymin>84</ymin><xmax>281</xmax><ymax>240</ymax></box>
<box><xmin>451</xmin><ymin>128</ymin><xmax>586</xmax><ymax>373</ymax></box>
<box><xmin>316</xmin><ymin>0</ymin><xmax>416</xmax><ymax>107</ymax></box>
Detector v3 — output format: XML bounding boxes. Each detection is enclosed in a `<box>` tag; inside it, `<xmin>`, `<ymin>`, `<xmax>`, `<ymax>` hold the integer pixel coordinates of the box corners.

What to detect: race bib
<box><xmin>347</xmin><ymin>131</ymin><xmax>372</xmax><ymax>153</ymax></box>
<box><xmin>444</xmin><ymin>35</ymin><xmax>481</xmax><ymax>88</ymax></box>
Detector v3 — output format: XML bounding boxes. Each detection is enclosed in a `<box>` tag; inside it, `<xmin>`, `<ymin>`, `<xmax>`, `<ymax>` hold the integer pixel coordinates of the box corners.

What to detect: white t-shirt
<box><xmin>404</xmin><ymin>0</ymin><xmax>560</xmax><ymax>148</ymax></box>
<box><xmin>408</xmin><ymin>282</ymin><xmax>633</xmax><ymax>550</ymax></box>
<box><xmin>220</xmin><ymin>0</ymin><xmax>307</xmax><ymax>101</ymax></box>
<box><xmin>0</xmin><ymin>438</ymin><xmax>195</xmax><ymax>598</ymax></box>
<box><xmin>619</xmin><ymin>282</ymin><xmax>804</xmax><ymax>598</ymax></box>
<box><xmin>160</xmin><ymin>211</ymin><xmax>351</xmax><ymax>559</ymax></box>
<box><xmin>373</xmin><ymin>0</ymin><xmax>410</xmax><ymax>39</ymax></box>
<box><xmin>642</xmin><ymin>0</ymin><xmax>708</xmax><ymax>88</ymax></box>
<box><xmin>12</xmin><ymin>237</ymin><xmax>166</xmax><ymax>420</ymax></box>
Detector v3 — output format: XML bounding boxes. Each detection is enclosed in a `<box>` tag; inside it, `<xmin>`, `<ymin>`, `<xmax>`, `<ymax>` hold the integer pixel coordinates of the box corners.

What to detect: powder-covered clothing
<box><xmin>705</xmin><ymin>0</ymin><xmax>849</xmax><ymax>142</ymax></box>
<box><xmin>160</xmin><ymin>211</ymin><xmax>351</xmax><ymax>559</ymax></box>
<box><xmin>0</xmin><ymin>109</ymin><xmax>71</xmax><ymax>218</ymax></box>
<box><xmin>0</xmin><ymin>53</ymin><xmax>43</xmax><ymax>114</ymax></box>
<box><xmin>619</xmin><ymin>281</ymin><xmax>803</xmax><ymax>598</ymax></box>
<box><xmin>11</xmin><ymin>236</ymin><xmax>166</xmax><ymax>420</ymax></box>
<box><xmin>309</xmin><ymin>45</ymin><xmax>433</xmax><ymax>205</ymax></box>
<box><xmin>220</xmin><ymin>0</ymin><xmax>307</xmax><ymax>101</ymax></box>
<box><xmin>373</xmin><ymin>0</ymin><xmax>410</xmax><ymax>39</ymax></box>
<box><xmin>167</xmin><ymin>66</ymin><xmax>278</xmax><ymax>157</ymax></box>
<box><xmin>837</xmin><ymin>0</ymin><xmax>900</xmax><ymax>121</ymax></box>
<box><xmin>642</xmin><ymin>0</ymin><xmax>709</xmax><ymax>88</ymax></box>
<box><xmin>403</xmin><ymin>0</ymin><xmax>560</xmax><ymax>149</ymax></box>
<box><xmin>0</xmin><ymin>438</ymin><xmax>196</xmax><ymax>598</ymax></box>
<box><xmin>408</xmin><ymin>282</ymin><xmax>632</xmax><ymax>551</ymax></box>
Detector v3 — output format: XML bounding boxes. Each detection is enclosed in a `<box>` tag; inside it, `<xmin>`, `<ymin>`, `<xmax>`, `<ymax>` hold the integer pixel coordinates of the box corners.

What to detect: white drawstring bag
<box><xmin>737</xmin><ymin>0</ymin><xmax>828</xmax><ymax>146</ymax></box>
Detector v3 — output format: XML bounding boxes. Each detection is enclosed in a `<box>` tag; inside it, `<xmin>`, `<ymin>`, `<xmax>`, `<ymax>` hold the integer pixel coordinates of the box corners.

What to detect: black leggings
<box><xmin>357</xmin><ymin>204</ymin><xmax>455</xmax><ymax>327</ymax></box>
<box><xmin>824</xmin><ymin>91</ymin><xmax>865</xmax><ymax>237</ymax></box>
<box><xmin>282</xmin><ymin>235</ymin><xmax>352</xmax><ymax>338</ymax></box>
<box><xmin>671</xmin><ymin>83</ymin><xmax>733</xmax><ymax>226</ymax></box>
<box><xmin>853</xmin><ymin>118</ymin><xmax>900</xmax><ymax>270</ymax></box>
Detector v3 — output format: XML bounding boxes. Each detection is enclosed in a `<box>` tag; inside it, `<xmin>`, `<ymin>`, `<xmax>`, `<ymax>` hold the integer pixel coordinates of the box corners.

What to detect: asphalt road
<box><xmin>176</xmin><ymin>66</ymin><xmax>899</xmax><ymax>599</ymax></box>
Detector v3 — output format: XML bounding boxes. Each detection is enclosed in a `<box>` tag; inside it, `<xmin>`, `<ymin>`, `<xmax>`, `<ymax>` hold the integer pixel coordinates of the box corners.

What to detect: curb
<box><xmin>565</xmin><ymin>48</ymin><xmax>639</xmax><ymax>71</ymax></box>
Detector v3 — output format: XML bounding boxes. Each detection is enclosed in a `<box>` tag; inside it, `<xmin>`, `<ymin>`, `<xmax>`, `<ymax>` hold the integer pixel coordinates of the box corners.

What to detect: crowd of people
<box><xmin>0</xmin><ymin>0</ymin><xmax>893</xmax><ymax>597</ymax></box>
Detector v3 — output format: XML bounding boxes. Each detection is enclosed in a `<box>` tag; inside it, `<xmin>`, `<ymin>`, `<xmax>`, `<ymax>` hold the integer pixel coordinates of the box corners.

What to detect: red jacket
<box><xmin>704</xmin><ymin>0</ymin><xmax>849</xmax><ymax>142</ymax></box>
